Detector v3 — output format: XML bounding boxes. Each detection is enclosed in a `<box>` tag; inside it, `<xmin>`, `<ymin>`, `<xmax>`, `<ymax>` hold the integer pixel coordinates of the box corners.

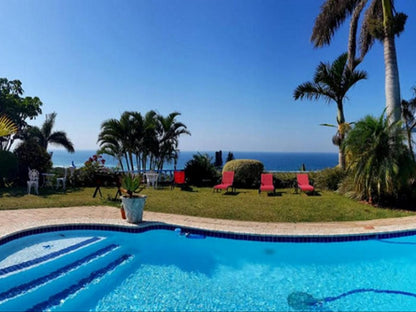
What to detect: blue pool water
<box><xmin>1</xmin><ymin>228</ymin><xmax>416</xmax><ymax>311</ymax></box>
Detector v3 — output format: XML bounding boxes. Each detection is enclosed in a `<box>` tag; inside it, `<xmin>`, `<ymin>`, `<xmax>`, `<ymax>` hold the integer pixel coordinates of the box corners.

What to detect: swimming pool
<box><xmin>1</xmin><ymin>226</ymin><xmax>416</xmax><ymax>311</ymax></box>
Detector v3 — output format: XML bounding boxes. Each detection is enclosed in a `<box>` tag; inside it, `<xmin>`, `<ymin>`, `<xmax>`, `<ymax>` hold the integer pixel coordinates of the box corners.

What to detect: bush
<box><xmin>0</xmin><ymin>150</ymin><xmax>18</xmax><ymax>186</ymax></box>
<box><xmin>271</xmin><ymin>172</ymin><xmax>297</xmax><ymax>188</ymax></box>
<box><xmin>184</xmin><ymin>153</ymin><xmax>219</xmax><ymax>186</ymax></box>
<box><xmin>222</xmin><ymin>159</ymin><xmax>264</xmax><ymax>188</ymax></box>
<box><xmin>310</xmin><ymin>167</ymin><xmax>346</xmax><ymax>191</ymax></box>
<box><xmin>14</xmin><ymin>140</ymin><xmax>52</xmax><ymax>185</ymax></box>
<box><xmin>71</xmin><ymin>154</ymin><xmax>117</xmax><ymax>187</ymax></box>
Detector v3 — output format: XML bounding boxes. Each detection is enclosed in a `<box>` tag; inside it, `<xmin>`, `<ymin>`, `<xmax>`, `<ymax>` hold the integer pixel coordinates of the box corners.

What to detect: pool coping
<box><xmin>2</xmin><ymin>206</ymin><xmax>416</xmax><ymax>243</ymax></box>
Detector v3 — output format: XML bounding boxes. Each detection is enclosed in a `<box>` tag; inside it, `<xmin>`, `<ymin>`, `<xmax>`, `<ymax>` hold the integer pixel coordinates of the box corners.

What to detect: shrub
<box><xmin>222</xmin><ymin>159</ymin><xmax>264</xmax><ymax>188</ymax></box>
<box><xmin>71</xmin><ymin>154</ymin><xmax>116</xmax><ymax>187</ymax></box>
<box><xmin>0</xmin><ymin>150</ymin><xmax>18</xmax><ymax>186</ymax></box>
<box><xmin>271</xmin><ymin>172</ymin><xmax>297</xmax><ymax>188</ymax></box>
<box><xmin>14</xmin><ymin>140</ymin><xmax>52</xmax><ymax>185</ymax></box>
<box><xmin>184</xmin><ymin>153</ymin><xmax>219</xmax><ymax>186</ymax></box>
<box><xmin>342</xmin><ymin>113</ymin><xmax>415</xmax><ymax>204</ymax></box>
<box><xmin>310</xmin><ymin>167</ymin><xmax>346</xmax><ymax>191</ymax></box>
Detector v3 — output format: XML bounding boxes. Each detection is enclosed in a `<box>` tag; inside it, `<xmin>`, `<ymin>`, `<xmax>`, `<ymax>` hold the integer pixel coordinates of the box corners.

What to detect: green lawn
<box><xmin>0</xmin><ymin>185</ymin><xmax>414</xmax><ymax>222</ymax></box>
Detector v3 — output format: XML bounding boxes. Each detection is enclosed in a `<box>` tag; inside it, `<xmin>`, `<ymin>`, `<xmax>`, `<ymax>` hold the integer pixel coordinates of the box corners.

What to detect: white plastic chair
<box><xmin>27</xmin><ymin>169</ymin><xmax>39</xmax><ymax>195</ymax></box>
<box><xmin>56</xmin><ymin>167</ymin><xmax>67</xmax><ymax>190</ymax></box>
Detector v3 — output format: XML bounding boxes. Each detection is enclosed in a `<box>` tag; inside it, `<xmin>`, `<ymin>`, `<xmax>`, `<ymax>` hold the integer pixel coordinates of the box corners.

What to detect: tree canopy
<box><xmin>0</xmin><ymin>78</ymin><xmax>43</xmax><ymax>151</ymax></box>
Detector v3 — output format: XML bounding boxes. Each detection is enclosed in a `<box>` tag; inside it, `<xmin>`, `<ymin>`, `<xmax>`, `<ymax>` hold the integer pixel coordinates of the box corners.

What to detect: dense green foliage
<box><xmin>0</xmin><ymin>150</ymin><xmax>18</xmax><ymax>186</ymax></box>
<box><xmin>342</xmin><ymin>113</ymin><xmax>415</xmax><ymax>204</ymax></box>
<box><xmin>311</xmin><ymin>167</ymin><xmax>346</xmax><ymax>191</ymax></box>
<box><xmin>223</xmin><ymin>159</ymin><xmax>264</xmax><ymax>188</ymax></box>
<box><xmin>184</xmin><ymin>153</ymin><xmax>218</xmax><ymax>186</ymax></box>
<box><xmin>401</xmin><ymin>86</ymin><xmax>416</xmax><ymax>160</ymax></box>
<box><xmin>0</xmin><ymin>78</ymin><xmax>43</xmax><ymax>151</ymax></box>
<box><xmin>14</xmin><ymin>140</ymin><xmax>52</xmax><ymax>184</ymax></box>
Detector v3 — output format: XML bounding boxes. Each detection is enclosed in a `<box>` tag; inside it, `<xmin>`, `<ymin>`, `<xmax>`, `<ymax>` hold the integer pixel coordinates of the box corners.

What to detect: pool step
<box><xmin>0</xmin><ymin>243</ymin><xmax>119</xmax><ymax>303</ymax></box>
<box><xmin>26</xmin><ymin>253</ymin><xmax>132</xmax><ymax>312</ymax></box>
<box><xmin>0</xmin><ymin>236</ymin><xmax>102</xmax><ymax>277</ymax></box>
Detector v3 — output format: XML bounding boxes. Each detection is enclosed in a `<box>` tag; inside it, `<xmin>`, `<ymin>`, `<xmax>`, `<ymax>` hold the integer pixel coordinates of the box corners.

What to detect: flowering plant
<box><xmin>84</xmin><ymin>154</ymin><xmax>106</xmax><ymax>167</ymax></box>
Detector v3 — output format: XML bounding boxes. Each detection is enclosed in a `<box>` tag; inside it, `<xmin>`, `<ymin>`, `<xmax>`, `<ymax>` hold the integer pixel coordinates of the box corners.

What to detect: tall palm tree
<box><xmin>342</xmin><ymin>112</ymin><xmax>412</xmax><ymax>203</ymax></box>
<box><xmin>26</xmin><ymin>112</ymin><xmax>75</xmax><ymax>153</ymax></box>
<box><xmin>294</xmin><ymin>53</ymin><xmax>367</xmax><ymax>169</ymax></box>
<box><xmin>311</xmin><ymin>0</ymin><xmax>407</xmax><ymax>124</ymax></box>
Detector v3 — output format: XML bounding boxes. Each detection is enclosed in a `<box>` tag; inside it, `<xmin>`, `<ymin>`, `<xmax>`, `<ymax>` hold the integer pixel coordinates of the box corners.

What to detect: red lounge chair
<box><xmin>213</xmin><ymin>171</ymin><xmax>235</xmax><ymax>192</ymax></box>
<box><xmin>171</xmin><ymin>171</ymin><xmax>186</xmax><ymax>189</ymax></box>
<box><xmin>297</xmin><ymin>173</ymin><xmax>314</xmax><ymax>193</ymax></box>
<box><xmin>259</xmin><ymin>173</ymin><xmax>275</xmax><ymax>194</ymax></box>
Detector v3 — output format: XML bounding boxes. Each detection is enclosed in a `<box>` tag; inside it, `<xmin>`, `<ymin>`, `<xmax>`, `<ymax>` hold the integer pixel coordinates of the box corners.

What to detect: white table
<box><xmin>144</xmin><ymin>172</ymin><xmax>159</xmax><ymax>189</ymax></box>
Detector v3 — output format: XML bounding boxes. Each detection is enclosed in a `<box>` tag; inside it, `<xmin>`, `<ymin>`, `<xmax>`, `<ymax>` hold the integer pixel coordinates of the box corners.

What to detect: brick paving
<box><xmin>2</xmin><ymin>206</ymin><xmax>416</xmax><ymax>239</ymax></box>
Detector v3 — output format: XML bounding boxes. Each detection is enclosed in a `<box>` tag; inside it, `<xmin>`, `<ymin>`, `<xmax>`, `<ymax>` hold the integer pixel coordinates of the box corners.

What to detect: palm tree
<box><xmin>294</xmin><ymin>53</ymin><xmax>367</xmax><ymax>169</ymax></box>
<box><xmin>25</xmin><ymin>112</ymin><xmax>75</xmax><ymax>153</ymax></box>
<box><xmin>311</xmin><ymin>0</ymin><xmax>407</xmax><ymax>124</ymax></box>
<box><xmin>342</xmin><ymin>112</ymin><xmax>413</xmax><ymax>203</ymax></box>
<box><xmin>401</xmin><ymin>86</ymin><xmax>416</xmax><ymax>161</ymax></box>
<box><xmin>154</xmin><ymin>112</ymin><xmax>191</xmax><ymax>171</ymax></box>
<box><xmin>0</xmin><ymin>115</ymin><xmax>17</xmax><ymax>137</ymax></box>
<box><xmin>98</xmin><ymin>112</ymin><xmax>136</xmax><ymax>171</ymax></box>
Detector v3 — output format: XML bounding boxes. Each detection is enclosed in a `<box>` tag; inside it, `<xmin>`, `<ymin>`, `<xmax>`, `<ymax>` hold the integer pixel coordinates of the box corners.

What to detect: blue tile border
<box><xmin>2</xmin><ymin>223</ymin><xmax>416</xmax><ymax>246</ymax></box>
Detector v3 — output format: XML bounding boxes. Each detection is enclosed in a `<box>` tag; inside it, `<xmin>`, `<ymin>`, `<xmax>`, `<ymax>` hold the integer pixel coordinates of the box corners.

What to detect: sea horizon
<box><xmin>50</xmin><ymin>149</ymin><xmax>338</xmax><ymax>172</ymax></box>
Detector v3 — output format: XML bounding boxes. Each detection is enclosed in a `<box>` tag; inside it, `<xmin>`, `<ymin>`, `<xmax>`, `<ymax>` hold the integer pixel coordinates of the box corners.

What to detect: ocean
<box><xmin>50</xmin><ymin>150</ymin><xmax>338</xmax><ymax>172</ymax></box>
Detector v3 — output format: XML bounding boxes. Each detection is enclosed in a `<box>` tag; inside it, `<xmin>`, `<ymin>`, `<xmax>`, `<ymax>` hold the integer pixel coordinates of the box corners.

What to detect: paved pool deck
<box><xmin>1</xmin><ymin>206</ymin><xmax>416</xmax><ymax>239</ymax></box>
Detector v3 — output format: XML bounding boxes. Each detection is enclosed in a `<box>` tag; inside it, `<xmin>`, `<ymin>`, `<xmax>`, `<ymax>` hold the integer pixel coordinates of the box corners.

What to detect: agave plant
<box><xmin>0</xmin><ymin>115</ymin><xmax>18</xmax><ymax>137</ymax></box>
<box><xmin>121</xmin><ymin>173</ymin><xmax>144</xmax><ymax>198</ymax></box>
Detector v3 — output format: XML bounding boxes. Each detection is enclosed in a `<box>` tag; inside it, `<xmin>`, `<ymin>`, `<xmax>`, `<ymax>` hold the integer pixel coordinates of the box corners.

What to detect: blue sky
<box><xmin>1</xmin><ymin>0</ymin><xmax>415</xmax><ymax>153</ymax></box>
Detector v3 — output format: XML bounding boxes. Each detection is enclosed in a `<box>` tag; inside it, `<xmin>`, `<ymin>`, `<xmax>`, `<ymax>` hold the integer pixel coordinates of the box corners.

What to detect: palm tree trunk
<box><xmin>128</xmin><ymin>152</ymin><xmax>134</xmax><ymax>172</ymax></box>
<box><xmin>337</xmin><ymin>102</ymin><xmax>346</xmax><ymax>170</ymax></box>
<box><xmin>382</xmin><ymin>0</ymin><xmax>401</xmax><ymax>125</ymax></box>
<box><xmin>124</xmin><ymin>153</ymin><xmax>130</xmax><ymax>172</ymax></box>
<box><xmin>117</xmin><ymin>156</ymin><xmax>125</xmax><ymax>171</ymax></box>
<box><xmin>338</xmin><ymin>145</ymin><xmax>346</xmax><ymax>170</ymax></box>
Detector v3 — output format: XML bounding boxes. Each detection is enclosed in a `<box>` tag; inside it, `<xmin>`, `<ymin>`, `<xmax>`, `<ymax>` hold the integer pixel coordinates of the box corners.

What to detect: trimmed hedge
<box><xmin>223</xmin><ymin>159</ymin><xmax>264</xmax><ymax>188</ymax></box>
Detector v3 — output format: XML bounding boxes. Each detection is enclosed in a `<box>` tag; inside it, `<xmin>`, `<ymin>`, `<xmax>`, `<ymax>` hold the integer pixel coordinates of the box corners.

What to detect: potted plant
<box><xmin>120</xmin><ymin>173</ymin><xmax>146</xmax><ymax>223</ymax></box>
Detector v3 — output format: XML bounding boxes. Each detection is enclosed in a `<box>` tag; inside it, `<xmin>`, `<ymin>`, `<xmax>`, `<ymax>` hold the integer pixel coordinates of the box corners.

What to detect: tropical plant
<box><xmin>24</xmin><ymin>112</ymin><xmax>75</xmax><ymax>153</ymax></box>
<box><xmin>0</xmin><ymin>150</ymin><xmax>18</xmax><ymax>187</ymax></box>
<box><xmin>342</xmin><ymin>112</ymin><xmax>414</xmax><ymax>204</ymax></box>
<box><xmin>154</xmin><ymin>112</ymin><xmax>191</xmax><ymax>171</ymax></box>
<box><xmin>401</xmin><ymin>86</ymin><xmax>416</xmax><ymax>161</ymax></box>
<box><xmin>184</xmin><ymin>153</ymin><xmax>218</xmax><ymax>186</ymax></box>
<box><xmin>311</xmin><ymin>0</ymin><xmax>407</xmax><ymax>124</ymax></box>
<box><xmin>0</xmin><ymin>115</ymin><xmax>18</xmax><ymax>138</ymax></box>
<box><xmin>14</xmin><ymin>139</ymin><xmax>52</xmax><ymax>184</ymax></box>
<box><xmin>121</xmin><ymin>173</ymin><xmax>144</xmax><ymax>198</ymax></box>
<box><xmin>294</xmin><ymin>53</ymin><xmax>367</xmax><ymax>169</ymax></box>
<box><xmin>0</xmin><ymin>78</ymin><xmax>43</xmax><ymax>151</ymax></box>
<box><xmin>98</xmin><ymin>110</ymin><xmax>190</xmax><ymax>172</ymax></box>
